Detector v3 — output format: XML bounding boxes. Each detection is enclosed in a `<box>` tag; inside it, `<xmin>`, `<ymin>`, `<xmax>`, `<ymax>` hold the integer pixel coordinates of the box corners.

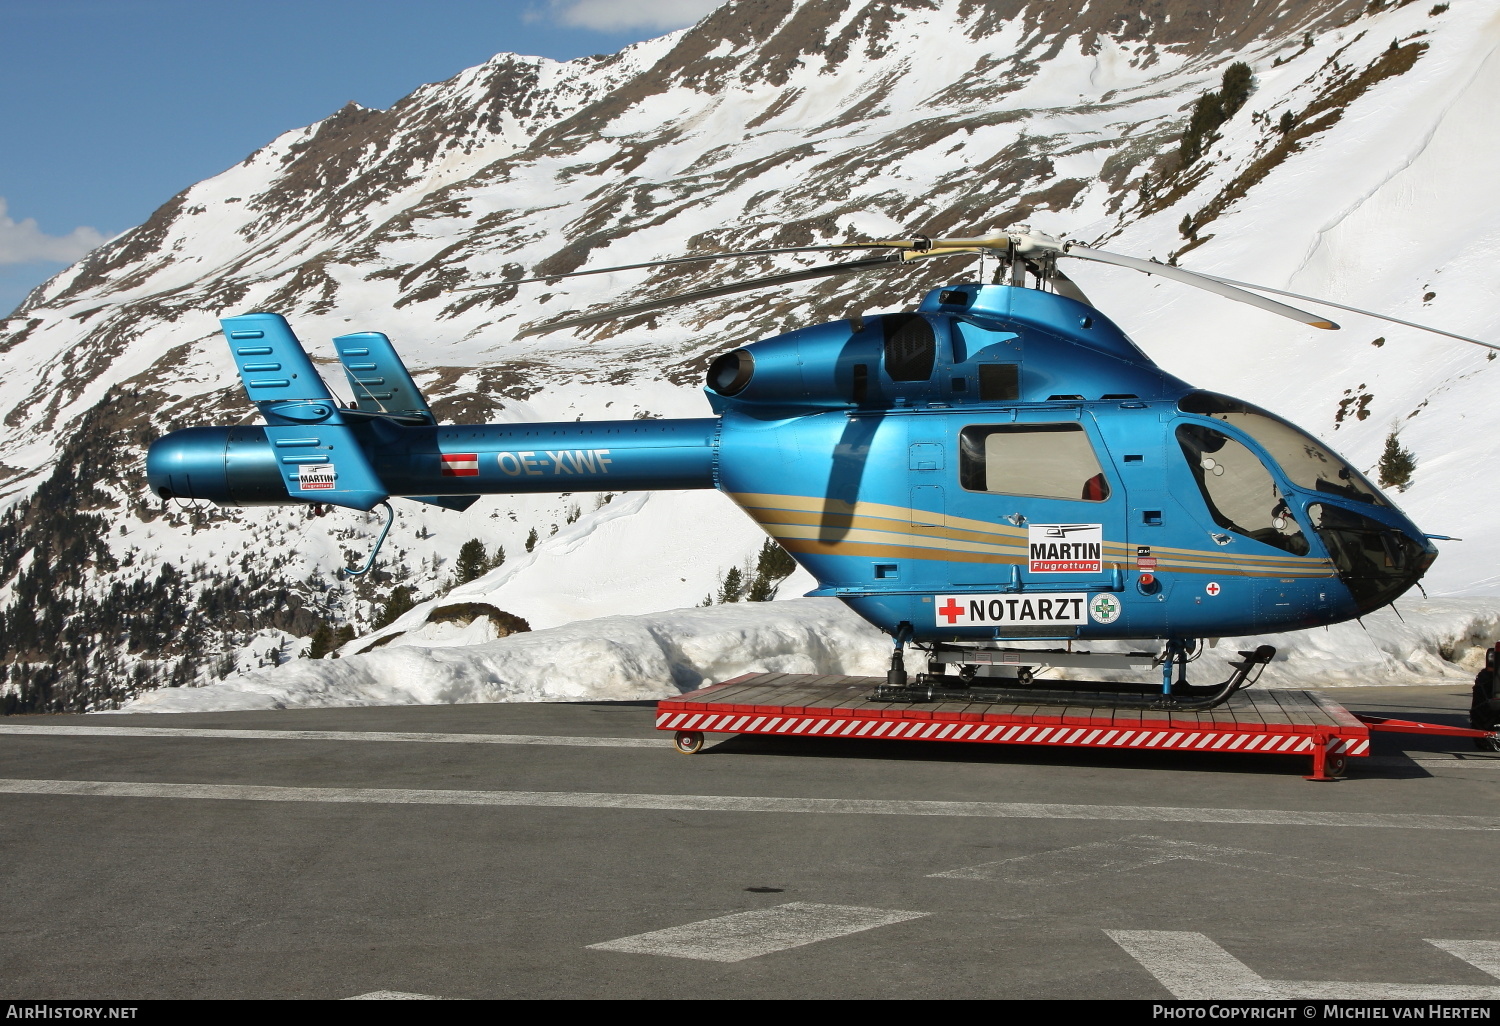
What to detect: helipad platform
<box><xmin>656</xmin><ymin>672</ymin><xmax>1373</xmax><ymax>780</ymax></box>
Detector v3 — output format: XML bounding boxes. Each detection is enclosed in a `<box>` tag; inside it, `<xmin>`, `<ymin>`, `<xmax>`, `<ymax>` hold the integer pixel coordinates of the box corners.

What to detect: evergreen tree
<box><xmin>1378</xmin><ymin>430</ymin><xmax>1417</xmax><ymax>492</ymax></box>
<box><xmin>746</xmin><ymin>539</ymin><xmax>797</xmax><ymax>602</ymax></box>
<box><xmin>488</xmin><ymin>544</ymin><xmax>506</xmax><ymax>570</ymax></box>
<box><xmin>332</xmin><ymin>624</ymin><xmax>357</xmax><ymax>656</ymax></box>
<box><xmin>454</xmin><ymin>538</ymin><xmax>488</xmax><ymax>584</ymax></box>
<box><xmin>717</xmin><ymin>566</ymin><xmax>744</xmax><ymax>603</ymax></box>
<box><xmin>1178</xmin><ymin>90</ymin><xmax>1223</xmax><ymax>166</ymax></box>
<box><xmin>525</xmin><ymin>527</ymin><xmax>539</xmax><ymax>552</ymax></box>
<box><xmin>755</xmin><ymin>538</ymin><xmax>797</xmax><ymax>580</ymax></box>
<box><xmin>1177</xmin><ymin>62</ymin><xmax>1254</xmax><ymax>167</ymax></box>
<box><xmin>746</xmin><ymin>574</ymin><xmax>775</xmax><ymax>602</ymax></box>
<box><xmin>1219</xmin><ymin>62</ymin><xmax>1253</xmax><ymax>118</ymax></box>
<box><xmin>373</xmin><ymin>586</ymin><xmax>416</xmax><ymax>629</ymax></box>
<box><xmin>306</xmin><ymin>623</ymin><xmax>334</xmax><ymax>659</ymax></box>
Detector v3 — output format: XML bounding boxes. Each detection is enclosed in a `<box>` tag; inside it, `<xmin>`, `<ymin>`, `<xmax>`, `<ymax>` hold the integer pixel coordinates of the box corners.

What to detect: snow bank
<box><xmin>118</xmin><ymin>597</ymin><xmax>1500</xmax><ymax>714</ymax></box>
<box><xmin>120</xmin><ymin>599</ymin><xmax>898</xmax><ymax>712</ymax></box>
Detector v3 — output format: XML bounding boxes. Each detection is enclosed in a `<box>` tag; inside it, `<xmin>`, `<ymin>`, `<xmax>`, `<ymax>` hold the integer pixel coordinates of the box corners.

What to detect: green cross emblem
<box><xmin>1091</xmin><ymin>595</ymin><xmax>1119</xmax><ymax>620</ymax></box>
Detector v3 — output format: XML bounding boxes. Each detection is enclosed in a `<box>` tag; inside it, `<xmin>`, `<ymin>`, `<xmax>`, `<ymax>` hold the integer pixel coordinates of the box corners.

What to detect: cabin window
<box><xmin>1176</xmin><ymin>424</ymin><xmax>1310</xmax><ymax>555</ymax></box>
<box><xmin>1179</xmin><ymin>391</ymin><xmax>1385</xmax><ymax>505</ymax></box>
<box><xmin>959</xmin><ymin>423</ymin><xmax>1110</xmax><ymax>501</ymax></box>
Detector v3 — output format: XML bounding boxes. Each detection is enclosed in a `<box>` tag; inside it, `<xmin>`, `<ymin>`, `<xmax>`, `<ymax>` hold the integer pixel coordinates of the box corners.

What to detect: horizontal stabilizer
<box><xmin>404</xmin><ymin>494</ymin><xmax>480</xmax><ymax>512</ymax></box>
<box><xmin>333</xmin><ymin>332</ymin><xmax>435</xmax><ymax>423</ymax></box>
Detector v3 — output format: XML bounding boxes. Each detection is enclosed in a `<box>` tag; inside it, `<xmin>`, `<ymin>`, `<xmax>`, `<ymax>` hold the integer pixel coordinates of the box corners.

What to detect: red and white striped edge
<box><xmin>655</xmin><ymin>710</ymin><xmax>1369</xmax><ymax>756</ymax></box>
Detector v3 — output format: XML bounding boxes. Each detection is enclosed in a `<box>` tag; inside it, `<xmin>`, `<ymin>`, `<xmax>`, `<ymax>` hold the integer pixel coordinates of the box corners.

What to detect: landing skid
<box><xmin>871</xmin><ymin>643</ymin><xmax>1277</xmax><ymax>711</ymax></box>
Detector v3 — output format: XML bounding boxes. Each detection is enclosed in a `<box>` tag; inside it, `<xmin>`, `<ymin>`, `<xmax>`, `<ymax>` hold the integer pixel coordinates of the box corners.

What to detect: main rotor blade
<box><xmin>515</xmin><ymin>253</ymin><xmax>910</xmax><ymax>338</ymax></box>
<box><xmin>452</xmin><ymin>243</ymin><xmax>894</xmax><ymax>293</ymax></box>
<box><xmin>1049</xmin><ymin>264</ymin><xmax>1091</xmax><ymax>306</ymax></box>
<box><xmin>1063</xmin><ymin>245</ymin><xmax>1339</xmax><ymax>330</ymax></box>
<box><xmin>1194</xmin><ymin>272</ymin><xmax>1500</xmax><ymax>352</ymax></box>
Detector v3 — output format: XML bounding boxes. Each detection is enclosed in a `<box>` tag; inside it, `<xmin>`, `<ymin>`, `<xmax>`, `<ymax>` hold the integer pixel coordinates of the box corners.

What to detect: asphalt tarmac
<box><xmin>1</xmin><ymin>685</ymin><xmax>1497</xmax><ymax>1000</ymax></box>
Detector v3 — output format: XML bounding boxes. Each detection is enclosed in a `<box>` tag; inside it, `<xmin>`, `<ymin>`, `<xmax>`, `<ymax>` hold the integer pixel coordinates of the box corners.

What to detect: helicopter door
<box><xmin>945</xmin><ymin>415</ymin><xmax>1122</xmax><ymax>590</ymax></box>
<box><xmin>909</xmin><ymin>441</ymin><xmax>945</xmax><ymax>527</ymax></box>
<box><xmin>905</xmin><ymin>430</ymin><xmax>947</xmax><ymax>589</ymax></box>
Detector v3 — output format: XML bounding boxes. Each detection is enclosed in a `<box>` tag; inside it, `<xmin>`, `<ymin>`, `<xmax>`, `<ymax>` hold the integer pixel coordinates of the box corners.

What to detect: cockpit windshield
<box><xmin>1179</xmin><ymin>391</ymin><xmax>1386</xmax><ymax>506</ymax></box>
<box><xmin>1176</xmin><ymin>424</ymin><xmax>1310</xmax><ymax>555</ymax></box>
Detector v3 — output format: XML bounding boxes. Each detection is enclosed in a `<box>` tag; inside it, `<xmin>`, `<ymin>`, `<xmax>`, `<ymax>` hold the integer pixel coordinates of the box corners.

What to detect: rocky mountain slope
<box><xmin>3</xmin><ymin>0</ymin><xmax>1497</xmax><ymax>712</ymax></box>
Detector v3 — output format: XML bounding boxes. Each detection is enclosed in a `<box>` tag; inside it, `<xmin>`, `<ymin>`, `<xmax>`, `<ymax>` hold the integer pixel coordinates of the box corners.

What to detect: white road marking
<box><xmin>344</xmin><ymin>991</ymin><xmax>443</xmax><ymax>1000</ymax></box>
<box><xmin>4</xmin><ymin>778</ymin><xmax>1500</xmax><ymax>830</ymax></box>
<box><xmin>1109</xmin><ymin>930</ymin><xmax>1264</xmax><ymax>998</ymax></box>
<box><xmin>14</xmin><ymin>728</ymin><xmax>1494</xmax><ymax>765</ymax></box>
<box><xmin>931</xmin><ymin>834</ymin><xmax>1452</xmax><ymax>893</ymax></box>
<box><xmin>0</xmin><ymin>724</ymin><xmax>662</xmax><ymax>748</ymax></box>
<box><xmin>586</xmin><ymin>903</ymin><xmax>927</xmax><ymax>962</ymax></box>
<box><xmin>1429</xmin><ymin>940</ymin><xmax>1500</xmax><ymax>978</ymax></box>
<box><xmin>1109</xmin><ymin>930</ymin><xmax>1500</xmax><ymax>999</ymax></box>
<box><xmin>1367</xmin><ymin>756</ymin><xmax>1500</xmax><ymax>769</ymax></box>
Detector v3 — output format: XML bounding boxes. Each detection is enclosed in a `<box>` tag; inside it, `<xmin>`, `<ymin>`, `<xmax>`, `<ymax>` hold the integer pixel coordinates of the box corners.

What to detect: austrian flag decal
<box><xmin>440</xmin><ymin>453</ymin><xmax>480</xmax><ymax>477</ymax></box>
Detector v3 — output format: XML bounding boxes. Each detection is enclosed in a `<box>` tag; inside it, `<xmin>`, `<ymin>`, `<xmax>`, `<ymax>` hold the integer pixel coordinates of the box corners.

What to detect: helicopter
<box><xmin>146</xmin><ymin>226</ymin><xmax>1491</xmax><ymax>709</ymax></box>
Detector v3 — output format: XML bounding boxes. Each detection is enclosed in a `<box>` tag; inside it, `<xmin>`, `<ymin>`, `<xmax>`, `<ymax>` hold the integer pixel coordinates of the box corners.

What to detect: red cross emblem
<box><xmin>1205</xmin><ymin>581</ymin><xmax>1221</xmax><ymax>596</ymax></box>
<box><xmin>938</xmin><ymin>598</ymin><xmax>965</xmax><ymax>623</ymax></box>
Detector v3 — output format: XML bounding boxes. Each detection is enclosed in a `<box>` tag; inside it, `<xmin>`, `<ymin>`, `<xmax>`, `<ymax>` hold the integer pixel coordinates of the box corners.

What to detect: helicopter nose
<box><xmin>1310</xmin><ymin>503</ymin><xmax>1435</xmax><ymax>614</ymax></box>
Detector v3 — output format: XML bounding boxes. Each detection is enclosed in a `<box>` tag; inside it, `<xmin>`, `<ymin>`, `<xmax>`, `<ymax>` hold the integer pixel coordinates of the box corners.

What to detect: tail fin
<box><xmin>333</xmin><ymin>331</ymin><xmax>435</xmax><ymax>424</ymax></box>
<box><xmin>223</xmin><ymin>312</ymin><xmax>337</xmax><ymax>419</ymax></box>
<box><xmin>220</xmin><ymin>313</ymin><xmax>388</xmax><ymax>511</ymax></box>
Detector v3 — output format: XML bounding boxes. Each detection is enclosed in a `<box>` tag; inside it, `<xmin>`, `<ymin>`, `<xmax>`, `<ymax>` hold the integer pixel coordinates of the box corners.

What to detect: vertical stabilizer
<box><xmin>220</xmin><ymin>313</ymin><xmax>389</xmax><ymax>511</ymax></box>
<box><xmin>333</xmin><ymin>331</ymin><xmax>435</xmax><ymax>423</ymax></box>
<box><xmin>224</xmin><ymin>312</ymin><xmax>336</xmax><ymax>420</ymax></box>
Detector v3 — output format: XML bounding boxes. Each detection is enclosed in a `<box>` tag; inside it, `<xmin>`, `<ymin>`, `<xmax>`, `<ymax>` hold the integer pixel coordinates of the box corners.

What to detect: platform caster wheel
<box><xmin>1016</xmin><ymin>667</ymin><xmax>1034</xmax><ymax>686</ymax></box>
<box><xmin>1476</xmin><ymin>736</ymin><xmax>1500</xmax><ymax>753</ymax></box>
<box><xmin>1326</xmin><ymin>754</ymin><xmax>1348</xmax><ymax>778</ymax></box>
<box><xmin>674</xmin><ymin>731</ymin><xmax>704</xmax><ymax>754</ymax></box>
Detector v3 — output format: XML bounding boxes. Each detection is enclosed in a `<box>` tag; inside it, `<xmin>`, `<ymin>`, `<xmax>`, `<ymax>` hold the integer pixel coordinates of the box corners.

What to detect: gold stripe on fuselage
<box><xmin>729</xmin><ymin>491</ymin><xmax>1337</xmax><ymax>580</ymax></box>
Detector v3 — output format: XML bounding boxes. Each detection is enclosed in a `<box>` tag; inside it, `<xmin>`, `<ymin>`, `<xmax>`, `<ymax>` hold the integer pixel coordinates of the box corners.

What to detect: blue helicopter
<box><xmin>147</xmin><ymin>227</ymin><xmax>1489</xmax><ymax>708</ymax></box>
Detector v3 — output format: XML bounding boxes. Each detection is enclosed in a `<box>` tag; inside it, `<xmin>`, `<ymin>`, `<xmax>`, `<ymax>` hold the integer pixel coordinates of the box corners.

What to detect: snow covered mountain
<box><xmin>3</xmin><ymin>0</ymin><xmax>1498</xmax><ymax>712</ymax></box>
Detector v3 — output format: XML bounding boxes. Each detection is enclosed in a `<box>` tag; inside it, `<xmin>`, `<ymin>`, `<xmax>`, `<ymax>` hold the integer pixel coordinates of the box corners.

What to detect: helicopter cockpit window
<box><xmin>1176</xmin><ymin>424</ymin><xmax>1310</xmax><ymax>555</ymax></box>
<box><xmin>1178</xmin><ymin>391</ymin><xmax>1386</xmax><ymax>505</ymax></box>
<box><xmin>959</xmin><ymin>424</ymin><xmax>1110</xmax><ymax>502</ymax></box>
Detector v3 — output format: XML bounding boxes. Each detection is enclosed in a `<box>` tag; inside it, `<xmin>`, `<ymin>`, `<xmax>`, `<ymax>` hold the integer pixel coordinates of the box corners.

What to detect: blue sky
<box><xmin>0</xmin><ymin>0</ymin><xmax>723</xmax><ymax>315</ymax></box>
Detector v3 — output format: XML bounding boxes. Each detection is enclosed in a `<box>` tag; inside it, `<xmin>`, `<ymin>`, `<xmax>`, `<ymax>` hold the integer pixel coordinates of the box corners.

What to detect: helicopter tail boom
<box><xmin>146</xmin><ymin>313</ymin><xmax>724</xmax><ymax>511</ymax></box>
<box><xmin>146</xmin><ymin>416</ymin><xmax>722</xmax><ymax>509</ymax></box>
